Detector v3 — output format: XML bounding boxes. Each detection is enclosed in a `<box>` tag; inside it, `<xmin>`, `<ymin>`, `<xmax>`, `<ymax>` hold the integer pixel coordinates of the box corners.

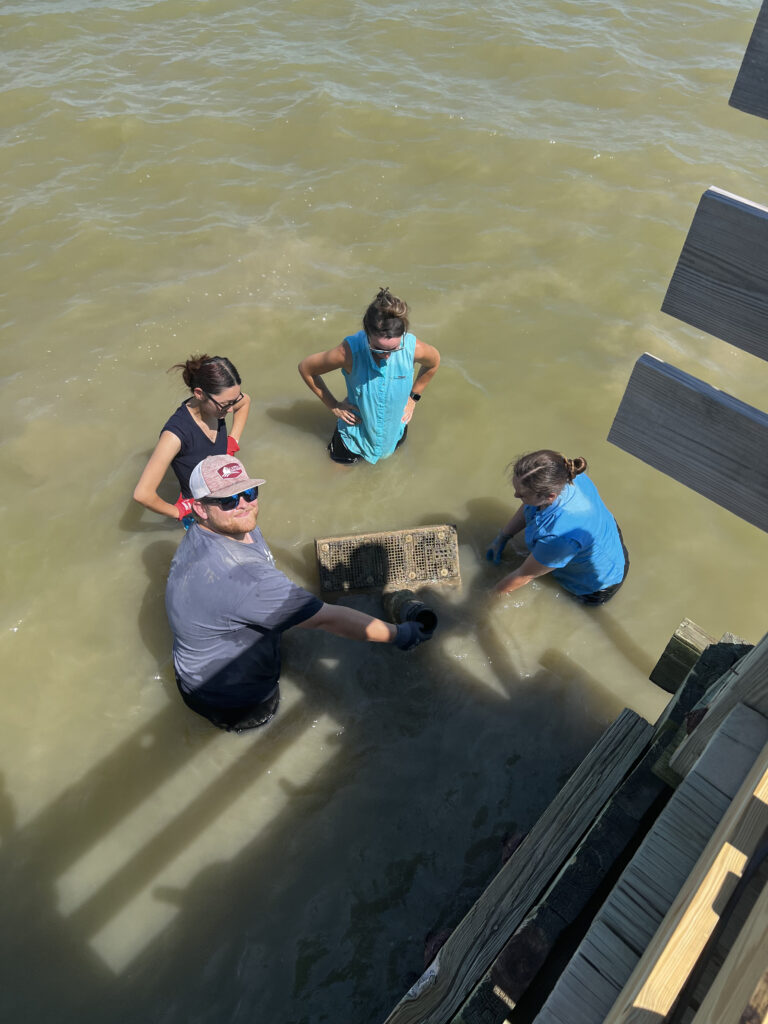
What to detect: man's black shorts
<box><xmin>176</xmin><ymin>675</ymin><xmax>280</xmax><ymax>732</ymax></box>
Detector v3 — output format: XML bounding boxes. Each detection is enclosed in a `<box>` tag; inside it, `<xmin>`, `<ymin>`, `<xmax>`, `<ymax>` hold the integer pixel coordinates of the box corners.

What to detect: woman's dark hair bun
<box><xmin>169</xmin><ymin>354</ymin><xmax>241</xmax><ymax>393</ymax></box>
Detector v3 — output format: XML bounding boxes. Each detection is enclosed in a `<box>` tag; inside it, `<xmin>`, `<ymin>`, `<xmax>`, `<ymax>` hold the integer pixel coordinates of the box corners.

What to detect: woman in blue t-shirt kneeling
<box><xmin>487</xmin><ymin>450</ymin><xmax>629</xmax><ymax>605</ymax></box>
<box><xmin>134</xmin><ymin>354</ymin><xmax>250</xmax><ymax>525</ymax></box>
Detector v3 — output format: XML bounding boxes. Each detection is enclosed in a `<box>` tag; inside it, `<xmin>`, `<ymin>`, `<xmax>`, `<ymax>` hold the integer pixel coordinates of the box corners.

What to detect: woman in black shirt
<box><xmin>133</xmin><ymin>354</ymin><xmax>250</xmax><ymax>524</ymax></box>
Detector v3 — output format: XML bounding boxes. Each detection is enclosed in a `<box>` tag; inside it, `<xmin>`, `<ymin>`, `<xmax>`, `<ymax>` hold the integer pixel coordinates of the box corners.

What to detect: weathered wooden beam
<box><xmin>603</xmin><ymin>741</ymin><xmax>768</xmax><ymax>1024</ymax></box>
<box><xmin>607</xmin><ymin>354</ymin><xmax>768</xmax><ymax>533</ymax></box>
<box><xmin>730</xmin><ymin>0</ymin><xmax>768</xmax><ymax>121</ymax></box>
<box><xmin>649</xmin><ymin>619</ymin><xmax>715</xmax><ymax>695</ymax></box>
<box><xmin>380</xmin><ymin>709</ymin><xmax>653</xmax><ymax>1024</ymax></box>
<box><xmin>661</xmin><ymin>187</ymin><xmax>768</xmax><ymax>362</ymax></box>
<box><xmin>669</xmin><ymin>634</ymin><xmax>768</xmax><ymax>778</ymax></box>
<box><xmin>454</xmin><ymin>727</ymin><xmax>674</xmax><ymax>1024</ymax></box>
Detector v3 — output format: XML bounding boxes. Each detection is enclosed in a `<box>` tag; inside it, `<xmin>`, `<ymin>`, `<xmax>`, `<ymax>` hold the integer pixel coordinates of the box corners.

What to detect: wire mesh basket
<box><xmin>315</xmin><ymin>524</ymin><xmax>460</xmax><ymax>593</ymax></box>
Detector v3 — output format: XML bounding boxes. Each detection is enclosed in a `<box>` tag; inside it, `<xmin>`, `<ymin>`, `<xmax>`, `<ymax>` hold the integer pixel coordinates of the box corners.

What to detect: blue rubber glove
<box><xmin>486</xmin><ymin>531</ymin><xmax>510</xmax><ymax>565</ymax></box>
<box><xmin>394</xmin><ymin>621</ymin><xmax>432</xmax><ymax>651</ymax></box>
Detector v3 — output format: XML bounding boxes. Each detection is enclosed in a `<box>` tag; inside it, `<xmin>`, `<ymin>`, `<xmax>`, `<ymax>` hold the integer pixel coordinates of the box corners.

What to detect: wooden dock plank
<box><xmin>455</xmin><ymin>728</ymin><xmax>674</xmax><ymax>1022</ymax></box>
<box><xmin>730</xmin><ymin>0</ymin><xmax>768</xmax><ymax>121</ymax></box>
<box><xmin>670</xmin><ymin>636</ymin><xmax>768</xmax><ymax>778</ymax></box>
<box><xmin>661</xmin><ymin>186</ymin><xmax>768</xmax><ymax>362</ymax></box>
<box><xmin>380</xmin><ymin>709</ymin><xmax>653</xmax><ymax>1024</ymax></box>
<box><xmin>532</xmin><ymin>707</ymin><xmax>768</xmax><ymax>1024</ymax></box>
<box><xmin>603</xmin><ymin>742</ymin><xmax>768</xmax><ymax>1024</ymax></box>
<box><xmin>607</xmin><ymin>353</ymin><xmax>768</xmax><ymax>533</ymax></box>
<box><xmin>680</xmin><ymin>852</ymin><xmax>768</xmax><ymax>1023</ymax></box>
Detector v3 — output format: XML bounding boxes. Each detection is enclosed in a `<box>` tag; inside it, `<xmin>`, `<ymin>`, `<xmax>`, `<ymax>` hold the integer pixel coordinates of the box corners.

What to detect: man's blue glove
<box><xmin>486</xmin><ymin>531</ymin><xmax>510</xmax><ymax>565</ymax></box>
<box><xmin>394</xmin><ymin>621</ymin><xmax>432</xmax><ymax>651</ymax></box>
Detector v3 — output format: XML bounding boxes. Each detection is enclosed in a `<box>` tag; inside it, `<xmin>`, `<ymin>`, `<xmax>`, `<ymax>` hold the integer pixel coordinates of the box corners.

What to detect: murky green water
<box><xmin>2</xmin><ymin>1</ymin><xmax>767</xmax><ymax>1021</ymax></box>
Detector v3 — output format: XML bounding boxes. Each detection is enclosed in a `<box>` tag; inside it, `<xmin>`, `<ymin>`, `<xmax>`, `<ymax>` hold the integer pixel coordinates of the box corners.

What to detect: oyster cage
<box><xmin>315</xmin><ymin>524</ymin><xmax>460</xmax><ymax>593</ymax></box>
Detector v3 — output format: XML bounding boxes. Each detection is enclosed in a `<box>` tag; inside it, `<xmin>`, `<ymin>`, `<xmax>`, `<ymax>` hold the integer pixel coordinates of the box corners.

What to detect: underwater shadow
<box><xmin>137</xmin><ymin>540</ymin><xmax>179</xmax><ymax>689</ymax></box>
<box><xmin>265</xmin><ymin>399</ymin><xmax>332</xmax><ymax>442</ymax></box>
<box><xmin>0</xmin><ymin>516</ymin><xmax>621</xmax><ymax>1024</ymax></box>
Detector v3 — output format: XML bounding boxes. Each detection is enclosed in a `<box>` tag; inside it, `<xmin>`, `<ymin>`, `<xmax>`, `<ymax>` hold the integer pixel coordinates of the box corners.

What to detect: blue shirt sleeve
<box><xmin>530</xmin><ymin>533</ymin><xmax>581</xmax><ymax>569</ymax></box>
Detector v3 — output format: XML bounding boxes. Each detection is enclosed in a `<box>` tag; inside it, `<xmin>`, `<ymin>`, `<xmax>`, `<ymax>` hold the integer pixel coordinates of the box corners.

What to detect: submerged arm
<box><xmin>494</xmin><ymin>553</ymin><xmax>554</xmax><ymax>595</ymax></box>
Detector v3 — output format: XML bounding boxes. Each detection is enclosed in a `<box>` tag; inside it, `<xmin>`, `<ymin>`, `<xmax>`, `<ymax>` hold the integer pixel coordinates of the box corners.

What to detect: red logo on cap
<box><xmin>218</xmin><ymin>463</ymin><xmax>243</xmax><ymax>479</ymax></box>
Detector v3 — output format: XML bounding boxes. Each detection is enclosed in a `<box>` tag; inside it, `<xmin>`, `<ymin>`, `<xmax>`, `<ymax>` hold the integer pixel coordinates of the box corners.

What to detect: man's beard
<box><xmin>206</xmin><ymin>504</ymin><xmax>258</xmax><ymax>538</ymax></box>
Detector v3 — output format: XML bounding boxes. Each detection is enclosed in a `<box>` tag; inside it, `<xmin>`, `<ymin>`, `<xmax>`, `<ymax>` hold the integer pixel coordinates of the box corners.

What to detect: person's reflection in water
<box><xmin>165</xmin><ymin>455</ymin><xmax>434</xmax><ymax>733</ymax></box>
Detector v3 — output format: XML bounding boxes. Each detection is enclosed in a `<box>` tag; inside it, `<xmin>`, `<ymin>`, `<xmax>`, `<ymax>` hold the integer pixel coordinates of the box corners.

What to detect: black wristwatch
<box><xmin>409</xmin><ymin>392</ymin><xmax>421</xmax><ymax>402</ymax></box>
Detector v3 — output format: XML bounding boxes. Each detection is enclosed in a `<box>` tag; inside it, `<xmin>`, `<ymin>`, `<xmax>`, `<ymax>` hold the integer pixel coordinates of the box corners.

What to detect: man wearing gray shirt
<box><xmin>165</xmin><ymin>455</ymin><xmax>431</xmax><ymax>732</ymax></box>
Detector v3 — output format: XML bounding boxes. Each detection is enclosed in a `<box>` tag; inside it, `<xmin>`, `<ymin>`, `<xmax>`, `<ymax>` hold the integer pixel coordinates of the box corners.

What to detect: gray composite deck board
<box><xmin>730</xmin><ymin>0</ymin><xmax>768</xmax><ymax>120</ymax></box>
<box><xmin>532</xmin><ymin>704</ymin><xmax>768</xmax><ymax>1024</ymax></box>
<box><xmin>661</xmin><ymin>186</ymin><xmax>768</xmax><ymax>362</ymax></box>
<box><xmin>607</xmin><ymin>353</ymin><xmax>768</xmax><ymax>533</ymax></box>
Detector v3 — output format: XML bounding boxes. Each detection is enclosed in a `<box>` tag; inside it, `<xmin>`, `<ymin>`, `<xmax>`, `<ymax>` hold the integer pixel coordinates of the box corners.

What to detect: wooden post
<box><xmin>648</xmin><ymin>619</ymin><xmax>715</xmax><ymax>695</ymax></box>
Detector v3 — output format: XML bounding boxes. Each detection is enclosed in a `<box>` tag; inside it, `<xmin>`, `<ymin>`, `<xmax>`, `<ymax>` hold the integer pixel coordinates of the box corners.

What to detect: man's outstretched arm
<box><xmin>297</xmin><ymin>603</ymin><xmax>432</xmax><ymax>650</ymax></box>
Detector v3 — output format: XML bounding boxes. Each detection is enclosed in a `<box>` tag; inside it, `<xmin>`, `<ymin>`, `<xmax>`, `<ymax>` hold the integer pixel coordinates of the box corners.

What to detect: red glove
<box><xmin>174</xmin><ymin>496</ymin><xmax>195</xmax><ymax>521</ymax></box>
<box><xmin>227</xmin><ymin>436</ymin><xmax>240</xmax><ymax>455</ymax></box>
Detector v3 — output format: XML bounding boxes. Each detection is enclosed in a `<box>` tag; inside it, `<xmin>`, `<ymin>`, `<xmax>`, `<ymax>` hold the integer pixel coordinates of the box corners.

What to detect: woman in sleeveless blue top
<box><xmin>486</xmin><ymin>450</ymin><xmax>629</xmax><ymax>605</ymax></box>
<box><xmin>133</xmin><ymin>355</ymin><xmax>250</xmax><ymax>524</ymax></box>
<box><xmin>298</xmin><ymin>288</ymin><xmax>440</xmax><ymax>464</ymax></box>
